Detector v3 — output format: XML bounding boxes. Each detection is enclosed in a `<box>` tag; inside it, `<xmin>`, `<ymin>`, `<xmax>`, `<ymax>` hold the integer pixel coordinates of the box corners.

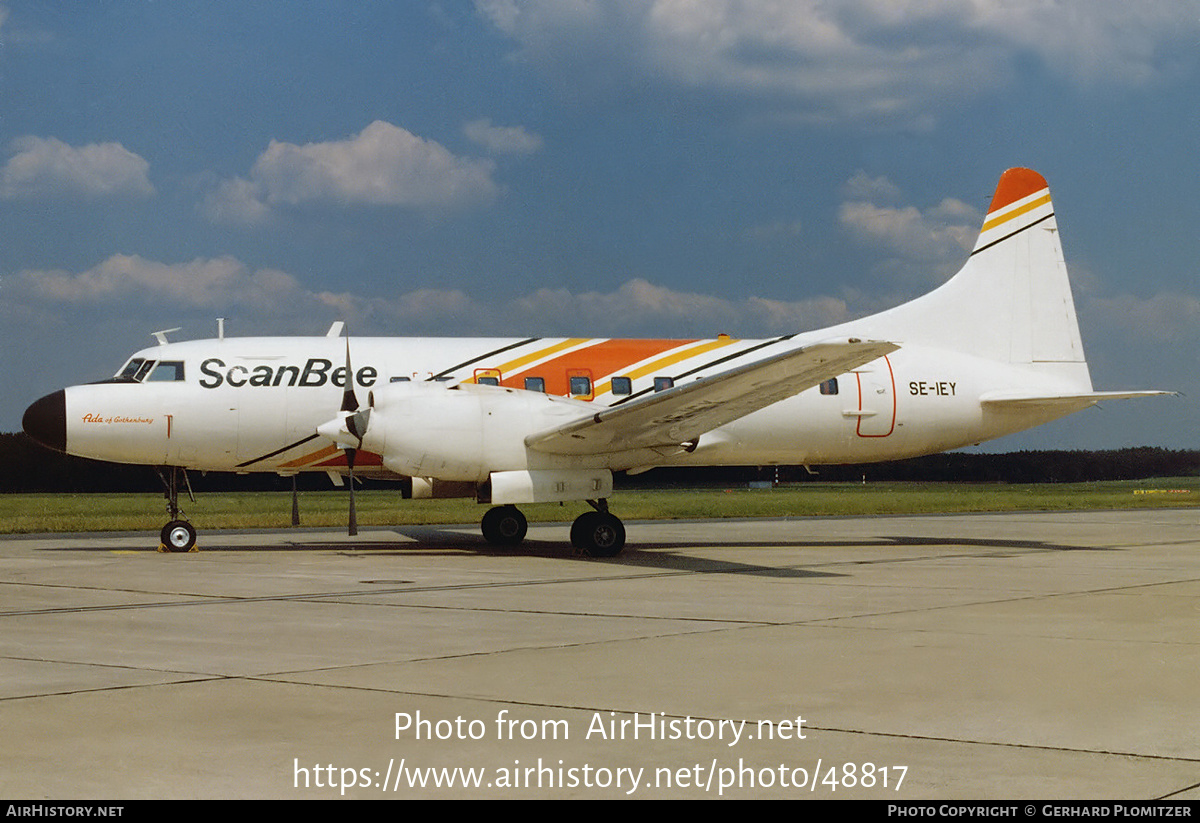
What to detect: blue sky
<box><xmin>2</xmin><ymin>1</ymin><xmax>1197</xmax><ymax>450</ymax></box>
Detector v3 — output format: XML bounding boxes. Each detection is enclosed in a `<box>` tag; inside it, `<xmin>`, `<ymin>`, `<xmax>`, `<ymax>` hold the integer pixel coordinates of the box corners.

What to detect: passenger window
<box><xmin>611</xmin><ymin>376</ymin><xmax>632</xmax><ymax>395</ymax></box>
<box><xmin>524</xmin><ymin>376</ymin><xmax>546</xmax><ymax>392</ymax></box>
<box><xmin>390</xmin><ymin>376</ymin><xmax>411</xmax><ymax>383</ymax></box>
<box><xmin>569</xmin><ymin>375</ymin><xmax>592</xmax><ymax>396</ymax></box>
<box><xmin>654</xmin><ymin>376</ymin><xmax>674</xmax><ymax>392</ymax></box>
<box><xmin>477</xmin><ymin>376</ymin><xmax>500</xmax><ymax>386</ymax></box>
<box><xmin>819</xmin><ymin>378</ymin><xmax>839</xmax><ymax>395</ymax></box>
<box><xmin>146</xmin><ymin>361</ymin><xmax>185</xmax><ymax>382</ymax></box>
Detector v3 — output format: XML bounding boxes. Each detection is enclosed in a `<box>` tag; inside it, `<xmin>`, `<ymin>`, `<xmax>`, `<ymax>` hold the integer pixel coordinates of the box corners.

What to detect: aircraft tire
<box><xmin>570</xmin><ymin>511</ymin><xmax>625</xmax><ymax>557</ymax></box>
<box><xmin>160</xmin><ymin>520</ymin><xmax>197</xmax><ymax>553</ymax></box>
<box><xmin>481</xmin><ymin>505</ymin><xmax>527</xmax><ymax>546</ymax></box>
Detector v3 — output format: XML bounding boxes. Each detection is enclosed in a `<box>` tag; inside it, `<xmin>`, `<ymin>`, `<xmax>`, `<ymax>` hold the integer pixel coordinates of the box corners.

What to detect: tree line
<box><xmin>1</xmin><ymin>432</ymin><xmax>1196</xmax><ymax>494</ymax></box>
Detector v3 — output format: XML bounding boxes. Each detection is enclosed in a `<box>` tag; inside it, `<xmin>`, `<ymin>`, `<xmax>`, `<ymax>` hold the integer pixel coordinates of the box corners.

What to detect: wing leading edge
<box><xmin>526</xmin><ymin>339</ymin><xmax>899</xmax><ymax>456</ymax></box>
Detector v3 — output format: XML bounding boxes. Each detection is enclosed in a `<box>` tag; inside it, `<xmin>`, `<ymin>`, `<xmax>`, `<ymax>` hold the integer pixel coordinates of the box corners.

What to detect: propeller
<box><xmin>316</xmin><ymin>333</ymin><xmax>371</xmax><ymax>536</ymax></box>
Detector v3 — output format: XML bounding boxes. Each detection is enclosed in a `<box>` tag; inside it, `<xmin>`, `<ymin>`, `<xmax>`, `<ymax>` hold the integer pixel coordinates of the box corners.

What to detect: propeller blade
<box><xmin>331</xmin><ymin>330</ymin><xmax>361</xmax><ymax>536</ymax></box>
<box><xmin>347</xmin><ymin>447</ymin><xmax>358</xmax><ymax>536</ymax></box>
<box><xmin>341</xmin><ymin>336</ymin><xmax>359</xmax><ymax>413</ymax></box>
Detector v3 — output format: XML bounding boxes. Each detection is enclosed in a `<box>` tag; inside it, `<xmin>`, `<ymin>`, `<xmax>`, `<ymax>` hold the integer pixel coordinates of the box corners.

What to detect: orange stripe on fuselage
<box><xmin>499</xmin><ymin>338</ymin><xmax>694</xmax><ymax>396</ymax></box>
<box><xmin>315</xmin><ymin>450</ymin><xmax>383</xmax><ymax>468</ymax></box>
<box><xmin>280</xmin><ymin>443</ymin><xmax>339</xmax><ymax>468</ymax></box>
<box><xmin>278</xmin><ymin>443</ymin><xmax>384</xmax><ymax>469</ymax></box>
<box><xmin>593</xmin><ymin>336</ymin><xmax>738</xmax><ymax>396</ymax></box>
<box><xmin>462</xmin><ymin>338</ymin><xmax>590</xmax><ymax>384</ymax></box>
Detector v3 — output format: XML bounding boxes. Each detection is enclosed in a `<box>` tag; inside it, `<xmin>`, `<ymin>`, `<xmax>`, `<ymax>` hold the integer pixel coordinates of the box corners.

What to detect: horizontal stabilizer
<box><xmin>527</xmin><ymin>339</ymin><xmax>898</xmax><ymax>456</ymax></box>
<box><xmin>981</xmin><ymin>390</ymin><xmax>1175</xmax><ymax>411</ymax></box>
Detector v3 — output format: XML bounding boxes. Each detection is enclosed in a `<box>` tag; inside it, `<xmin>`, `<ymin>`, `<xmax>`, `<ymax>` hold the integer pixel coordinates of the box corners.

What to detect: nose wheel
<box><xmin>160</xmin><ymin>520</ymin><xmax>198</xmax><ymax>553</ymax></box>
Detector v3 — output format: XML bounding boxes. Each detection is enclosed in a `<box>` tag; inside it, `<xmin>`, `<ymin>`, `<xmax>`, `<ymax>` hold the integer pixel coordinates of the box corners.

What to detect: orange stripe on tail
<box><xmin>987</xmin><ymin>167</ymin><xmax>1048</xmax><ymax>214</ymax></box>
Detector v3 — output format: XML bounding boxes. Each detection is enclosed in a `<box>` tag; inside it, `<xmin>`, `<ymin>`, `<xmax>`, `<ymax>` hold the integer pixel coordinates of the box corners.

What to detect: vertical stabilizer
<box><xmin>845</xmin><ymin>169</ymin><xmax>1090</xmax><ymax>387</ymax></box>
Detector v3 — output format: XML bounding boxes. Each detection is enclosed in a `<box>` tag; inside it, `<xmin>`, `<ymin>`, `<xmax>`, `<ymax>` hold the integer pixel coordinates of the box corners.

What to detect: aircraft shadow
<box><xmin>36</xmin><ymin>525</ymin><xmax>1111</xmax><ymax>580</ymax></box>
<box><xmin>214</xmin><ymin>524</ymin><xmax>1110</xmax><ymax>577</ymax></box>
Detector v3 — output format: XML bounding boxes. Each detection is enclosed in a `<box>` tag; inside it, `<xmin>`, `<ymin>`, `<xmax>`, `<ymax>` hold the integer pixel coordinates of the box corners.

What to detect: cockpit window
<box><xmin>146</xmin><ymin>361</ymin><xmax>185</xmax><ymax>382</ymax></box>
<box><xmin>111</xmin><ymin>357</ymin><xmax>184</xmax><ymax>383</ymax></box>
<box><xmin>134</xmin><ymin>360</ymin><xmax>156</xmax><ymax>381</ymax></box>
<box><xmin>117</xmin><ymin>358</ymin><xmax>146</xmax><ymax>380</ymax></box>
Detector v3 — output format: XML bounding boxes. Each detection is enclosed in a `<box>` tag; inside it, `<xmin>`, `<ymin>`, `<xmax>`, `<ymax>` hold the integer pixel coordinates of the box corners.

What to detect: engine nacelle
<box><xmin>487</xmin><ymin>468</ymin><xmax>613</xmax><ymax>505</ymax></box>
<box><xmin>360</xmin><ymin>382</ymin><xmax>594</xmax><ymax>482</ymax></box>
<box><xmin>409</xmin><ymin>477</ymin><xmax>477</xmax><ymax>499</ymax></box>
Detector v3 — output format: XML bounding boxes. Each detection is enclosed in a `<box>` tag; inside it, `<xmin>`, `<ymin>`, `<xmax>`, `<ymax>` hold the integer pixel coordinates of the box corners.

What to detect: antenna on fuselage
<box><xmin>217</xmin><ymin>318</ymin><xmax>225</xmax><ymax>340</ymax></box>
<box><xmin>151</xmin><ymin>328</ymin><xmax>182</xmax><ymax>346</ymax></box>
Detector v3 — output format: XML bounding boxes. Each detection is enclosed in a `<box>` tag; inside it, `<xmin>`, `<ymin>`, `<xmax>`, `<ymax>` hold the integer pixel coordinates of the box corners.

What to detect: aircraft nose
<box><xmin>23</xmin><ymin>390</ymin><xmax>66</xmax><ymax>453</ymax></box>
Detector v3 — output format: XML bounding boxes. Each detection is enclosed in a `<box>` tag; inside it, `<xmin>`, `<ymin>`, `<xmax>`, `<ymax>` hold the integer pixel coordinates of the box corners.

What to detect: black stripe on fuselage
<box><xmin>610</xmin><ymin>334</ymin><xmax>798</xmax><ymax>406</ymax></box>
<box><xmin>236</xmin><ymin>433</ymin><xmax>320</xmax><ymax>469</ymax></box>
<box><xmin>235</xmin><ymin>338</ymin><xmax>540</xmax><ymax>467</ymax></box>
<box><xmin>428</xmin><ymin>337</ymin><xmax>542</xmax><ymax>380</ymax></box>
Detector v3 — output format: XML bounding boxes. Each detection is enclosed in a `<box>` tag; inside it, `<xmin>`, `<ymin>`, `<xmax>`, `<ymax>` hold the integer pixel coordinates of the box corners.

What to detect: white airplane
<box><xmin>22</xmin><ymin>168</ymin><xmax>1170</xmax><ymax>556</ymax></box>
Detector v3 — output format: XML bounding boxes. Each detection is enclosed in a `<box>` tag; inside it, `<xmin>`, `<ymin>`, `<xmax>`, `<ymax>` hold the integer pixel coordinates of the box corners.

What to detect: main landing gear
<box><xmin>156</xmin><ymin>466</ymin><xmax>198</xmax><ymax>553</ymax></box>
<box><xmin>479</xmin><ymin>499</ymin><xmax>626</xmax><ymax>557</ymax></box>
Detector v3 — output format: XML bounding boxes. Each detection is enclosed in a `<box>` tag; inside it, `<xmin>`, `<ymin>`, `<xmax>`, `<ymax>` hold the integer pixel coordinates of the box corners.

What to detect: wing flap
<box><xmin>527</xmin><ymin>339</ymin><xmax>898</xmax><ymax>456</ymax></box>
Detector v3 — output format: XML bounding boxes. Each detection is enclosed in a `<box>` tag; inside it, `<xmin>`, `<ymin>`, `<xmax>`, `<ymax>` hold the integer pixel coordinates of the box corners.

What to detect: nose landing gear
<box><xmin>156</xmin><ymin>466</ymin><xmax>198</xmax><ymax>553</ymax></box>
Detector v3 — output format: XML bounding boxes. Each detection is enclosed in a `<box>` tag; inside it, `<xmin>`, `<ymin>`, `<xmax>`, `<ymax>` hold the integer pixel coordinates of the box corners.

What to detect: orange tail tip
<box><xmin>976</xmin><ymin>167</ymin><xmax>1054</xmax><ymax>244</ymax></box>
<box><xmin>987</xmin><ymin>167</ymin><xmax>1049</xmax><ymax>214</ymax></box>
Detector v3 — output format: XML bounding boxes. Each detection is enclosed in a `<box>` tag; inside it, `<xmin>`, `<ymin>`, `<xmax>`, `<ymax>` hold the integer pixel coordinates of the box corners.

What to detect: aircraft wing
<box><xmin>526</xmin><ymin>339</ymin><xmax>898</xmax><ymax>456</ymax></box>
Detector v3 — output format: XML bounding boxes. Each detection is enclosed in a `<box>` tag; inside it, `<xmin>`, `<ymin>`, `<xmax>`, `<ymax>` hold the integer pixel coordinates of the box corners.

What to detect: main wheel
<box><xmin>570</xmin><ymin>511</ymin><xmax>625</xmax><ymax>557</ymax></box>
<box><xmin>160</xmin><ymin>520</ymin><xmax>197</xmax><ymax>553</ymax></box>
<box><xmin>481</xmin><ymin>505</ymin><xmax>528</xmax><ymax>546</ymax></box>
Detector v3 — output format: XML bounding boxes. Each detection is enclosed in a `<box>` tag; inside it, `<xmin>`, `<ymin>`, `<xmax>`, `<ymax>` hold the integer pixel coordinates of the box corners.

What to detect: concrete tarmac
<box><xmin>0</xmin><ymin>508</ymin><xmax>1197</xmax><ymax>799</ymax></box>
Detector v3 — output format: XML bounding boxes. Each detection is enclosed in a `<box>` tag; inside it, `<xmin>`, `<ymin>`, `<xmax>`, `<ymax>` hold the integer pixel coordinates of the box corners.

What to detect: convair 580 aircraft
<box><xmin>22</xmin><ymin>169</ymin><xmax>1170</xmax><ymax>555</ymax></box>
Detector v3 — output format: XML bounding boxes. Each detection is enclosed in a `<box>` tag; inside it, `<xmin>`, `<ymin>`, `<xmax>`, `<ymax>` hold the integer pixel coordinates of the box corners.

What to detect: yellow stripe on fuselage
<box><xmin>593</xmin><ymin>336</ymin><xmax>738</xmax><ymax>397</ymax></box>
<box><xmin>462</xmin><ymin>338</ymin><xmax>591</xmax><ymax>383</ymax></box>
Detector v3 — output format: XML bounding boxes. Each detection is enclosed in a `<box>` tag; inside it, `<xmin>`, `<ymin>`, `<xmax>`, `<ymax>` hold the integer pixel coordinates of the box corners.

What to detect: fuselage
<box><xmin>31</xmin><ymin>331</ymin><xmax>1079</xmax><ymax>478</ymax></box>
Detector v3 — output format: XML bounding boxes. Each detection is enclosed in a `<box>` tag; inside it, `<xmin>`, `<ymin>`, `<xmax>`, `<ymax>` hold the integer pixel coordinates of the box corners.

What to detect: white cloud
<box><xmin>0</xmin><ymin>136</ymin><xmax>154</xmax><ymax>200</ymax></box>
<box><xmin>839</xmin><ymin>173</ymin><xmax>982</xmax><ymax>284</ymax></box>
<box><xmin>12</xmin><ymin>254</ymin><xmax>307</xmax><ymax>311</ymax></box>
<box><xmin>1081</xmin><ymin>292</ymin><xmax>1200</xmax><ymax>346</ymax></box>
<box><xmin>8</xmin><ymin>254</ymin><xmax>852</xmax><ymax>339</ymax></box>
<box><xmin>15</xmin><ymin>253</ymin><xmax>1194</xmax><ymax>352</ymax></box>
<box><xmin>841</xmin><ymin>170</ymin><xmax>902</xmax><ymax>204</ymax></box>
<box><xmin>202</xmin><ymin>178</ymin><xmax>270</xmax><ymax>224</ymax></box>
<box><xmin>204</xmin><ymin>121</ymin><xmax>498</xmax><ymax>223</ymax></box>
<box><xmin>840</xmin><ymin>199</ymin><xmax>979</xmax><ymax>260</ymax></box>
<box><xmin>477</xmin><ymin>0</ymin><xmax>1200</xmax><ymax>120</ymax></box>
<box><xmin>464</xmin><ymin>119</ymin><xmax>545</xmax><ymax>154</ymax></box>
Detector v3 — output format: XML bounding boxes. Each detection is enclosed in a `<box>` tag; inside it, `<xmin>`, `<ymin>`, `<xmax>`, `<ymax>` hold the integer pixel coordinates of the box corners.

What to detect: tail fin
<box><xmin>849</xmin><ymin>168</ymin><xmax>1091</xmax><ymax>387</ymax></box>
